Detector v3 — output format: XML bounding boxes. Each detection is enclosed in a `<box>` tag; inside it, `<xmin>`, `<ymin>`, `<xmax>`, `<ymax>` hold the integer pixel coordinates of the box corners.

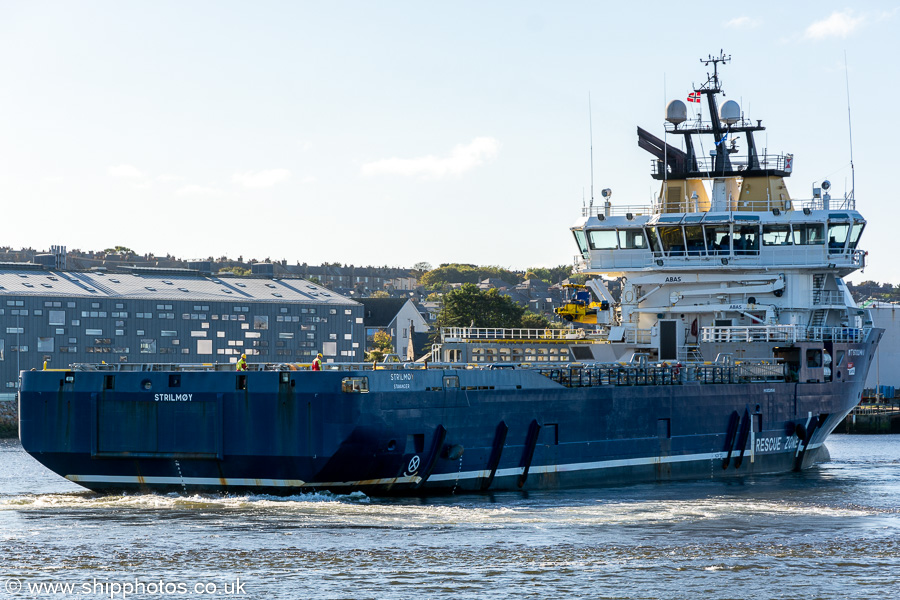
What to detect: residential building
<box><xmin>360</xmin><ymin>297</ymin><xmax>430</xmax><ymax>359</ymax></box>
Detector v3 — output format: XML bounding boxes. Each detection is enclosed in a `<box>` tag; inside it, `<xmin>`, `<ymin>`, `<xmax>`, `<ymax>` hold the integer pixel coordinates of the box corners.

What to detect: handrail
<box><xmin>701</xmin><ymin>325</ymin><xmax>870</xmax><ymax>343</ymax></box>
<box><xmin>535</xmin><ymin>361</ymin><xmax>785</xmax><ymax>387</ymax></box>
<box><xmin>650</xmin><ymin>153</ymin><xmax>792</xmax><ymax>177</ymax></box>
<box><xmin>581</xmin><ymin>196</ymin><xmax>858</xmax><ymax>218</ymax></box>
<box><xmin>582</xmin><ymin>205</ymin><xmax>653</xmax><ymax>218</ymax></box>
<box><xmin>441</xmin><ymin>327</ymin><xmax>583</xmax><ymax>342</ymax></box>
<box><xmin>812</xmin><ymin>290</ymin><xmax>845</xmax><ymax>305</ymax></box>
<box><xmin>60</xmin><ymin>355</ymin><xmax>787</xmax><ymax>374</ymax></box>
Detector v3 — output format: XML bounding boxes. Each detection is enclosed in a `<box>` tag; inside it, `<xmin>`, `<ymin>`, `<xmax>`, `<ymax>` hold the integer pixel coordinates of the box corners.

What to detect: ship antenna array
<box><xmin>844</xmin><ymin>51</ymin><xmax>855</xmax><ymax>200</ymax></box>
<box><xmin>700</xmin><ymin>50</ymin><xmax>731</xmax><ymax>91</ymax></box>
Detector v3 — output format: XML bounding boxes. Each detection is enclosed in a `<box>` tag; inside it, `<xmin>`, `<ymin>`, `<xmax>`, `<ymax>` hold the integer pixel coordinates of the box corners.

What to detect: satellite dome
<box><xmin>719</xmin><ymin>100</ymin><xmax>741</xmax><ymax>125</ymax></box>
<box><xmin>666</xmin><ymin>99</ymin><xmax>687</xmax><ymax>124</ymax></box>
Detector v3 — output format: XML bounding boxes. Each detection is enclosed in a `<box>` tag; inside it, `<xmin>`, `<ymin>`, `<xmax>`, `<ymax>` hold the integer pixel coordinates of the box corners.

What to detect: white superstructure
<box><xmin>567</xmin><ymin>52</ymin><xmax>871</xmax><ymax>364</ymax></box>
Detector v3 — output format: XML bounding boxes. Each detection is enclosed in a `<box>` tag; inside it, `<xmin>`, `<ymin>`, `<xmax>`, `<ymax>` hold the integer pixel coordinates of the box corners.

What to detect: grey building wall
<box><xmin>865</xmin><ymin>304</ymin><xmax>900</xmax><ymax>391</ymax></box>
<box><xmin>0</xmin><ymin>269</ymin><xmax>364</xmax><ymax>390</ymax></box>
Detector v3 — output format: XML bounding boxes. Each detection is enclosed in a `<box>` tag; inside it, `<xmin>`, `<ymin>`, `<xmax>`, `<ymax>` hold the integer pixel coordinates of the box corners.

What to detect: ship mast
<box><xmin>700</xmin><ymin>51</ymin><xmax>730</xmax><ymax>173</ymax></box>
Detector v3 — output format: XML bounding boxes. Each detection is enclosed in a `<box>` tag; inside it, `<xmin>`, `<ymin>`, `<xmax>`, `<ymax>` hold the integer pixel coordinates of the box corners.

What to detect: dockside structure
<box><xmin>0</xmin><ymin>265</ymin><xmax>364</xmax><ymax>391</ymax></box>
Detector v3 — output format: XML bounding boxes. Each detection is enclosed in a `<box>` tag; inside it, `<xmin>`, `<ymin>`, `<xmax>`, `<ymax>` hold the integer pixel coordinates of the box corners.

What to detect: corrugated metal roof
<box><xmin>0</xmin><ymin>268</ymin><xmax>358</xmax><ymax>305</ymax></box>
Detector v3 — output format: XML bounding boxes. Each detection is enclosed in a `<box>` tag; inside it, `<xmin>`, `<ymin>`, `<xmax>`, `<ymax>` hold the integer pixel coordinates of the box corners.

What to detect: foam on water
<box><xmin>0</xmin><ymin>489</ymin><xmax>876</xmax><ymax>526</ymax></box>
<box><xmin>0</xmin><ymin>489</ymin><xmax>373</xmax><ymax>510</ymax></box>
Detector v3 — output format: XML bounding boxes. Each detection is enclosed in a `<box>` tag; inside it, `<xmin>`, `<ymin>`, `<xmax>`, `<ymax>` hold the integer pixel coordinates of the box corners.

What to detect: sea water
<box><xmin>1</xmin><ymin>435</ymin><xmax>899</xmax><ymax>599</ymax></box>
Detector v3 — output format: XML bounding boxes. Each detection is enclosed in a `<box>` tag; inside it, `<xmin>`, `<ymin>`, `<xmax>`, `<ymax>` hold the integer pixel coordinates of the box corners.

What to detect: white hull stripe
<box><xmin>428</xmin><ymin>450</ymin><xmax>729</xmax><ymax>482</ymax></box>
<box><xmin>66</xmin><ymin>444</ymin><xmax>822</xmax><ymax>488</ymax></box>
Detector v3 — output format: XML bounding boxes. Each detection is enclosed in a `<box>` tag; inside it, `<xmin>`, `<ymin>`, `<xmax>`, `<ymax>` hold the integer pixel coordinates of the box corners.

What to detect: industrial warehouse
<box><xmin>0</xmin><ymin>263</ymin><xmax>363</xmax><ymax>391</ymax></box>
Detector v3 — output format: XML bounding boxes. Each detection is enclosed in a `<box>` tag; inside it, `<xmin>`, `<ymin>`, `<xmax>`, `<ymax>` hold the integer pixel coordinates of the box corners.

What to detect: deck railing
<box><xmin>623</xmin><ymin>328</ymin><xmax>653</xmax><ymax>345</ymax></box>
<box><xmin>536</xmin><ymin>359</ymin><xmax>785</xmax><ymax>388</ymax></box>
<box><xmin>440</xmin><ymin>327</ymin><xmax>585</xmax><ymax>342</ymax></box>
<box><xmin>581</xmin><ymin>196</ymin><xmax>856</xmax><ymax>218</ymax></box>
<box><xmin>812</xmin><ymin>290</ymin><xmax>845</xmax><ymax>305</ymax></box>
<box><xmin>581</xmin><ymin>204</ymin><xmax>653</xmax><ymax>218</ymax></box>
<box><xmin>701</xmin><ymin>325</ymin><xmax>870</xmax><ymax>344</ymax></box>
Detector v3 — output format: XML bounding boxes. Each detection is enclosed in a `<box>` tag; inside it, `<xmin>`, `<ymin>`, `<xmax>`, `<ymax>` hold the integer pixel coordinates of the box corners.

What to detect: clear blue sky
<box><xmin>1</xmin><ymin>1</ymin><xmax>896</xmax><ymax>283</ymax></box>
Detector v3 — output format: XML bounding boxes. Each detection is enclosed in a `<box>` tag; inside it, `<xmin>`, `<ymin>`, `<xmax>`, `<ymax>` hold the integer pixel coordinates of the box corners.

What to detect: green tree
<box><xmin>372</xmin><ymin>330</ymin><xmax>393</xmax><ymax>351</ymax></box>
<box><xmin>103</xmin><ymin>245</ymin><xmax>134</xmax><ymax>255</ymax></box>
<box><xmin>433</xmin><ymin>284</ymin><xmax>525</xmax><ymax>334</ymax></box>
<box><xmin>365</xmin><ymin>330</ymin><xmax>394</xmax><ymax>362</ymax></box>
<box><xmin>369</xmin><ymin>290</ymin><xmax>390</xmax><ymax>298</ymax></box>
<box><xmin>420</xmin><ymin>264</ymin><xmax>521</xmax><ymax>289</ymax></box>
<box><xmin>525</xmin><ymin>264</ymin><xmax>575</xmax><ymax>284</ymax></box>
<box><xmin>218</xmin><ymin>266</ymin><xmax>251</xmax><ymax>276</ymax></box>
<box><xmin>520</xmin><ymin>311</ymin><xmax>550</xmax><ymax>329</ymax></box>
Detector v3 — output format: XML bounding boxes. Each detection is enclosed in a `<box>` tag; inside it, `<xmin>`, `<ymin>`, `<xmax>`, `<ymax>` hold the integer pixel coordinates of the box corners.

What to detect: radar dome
<box><xmin>719</xmin><ymin>100</ymin><xmax>741</xmax><ymax>125</ymax></box>
<box><xmin>666</xmin><ymin>99</ymin><xmax>687</xmax><ymax>124</ymax></box>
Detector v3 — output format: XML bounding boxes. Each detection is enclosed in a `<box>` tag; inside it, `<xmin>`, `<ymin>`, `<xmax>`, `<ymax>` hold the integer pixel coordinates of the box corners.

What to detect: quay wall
<box><xmin>0</xmin><ymin>394</ymin><xmax>16</xmax><ymax>438</ymax></box>
<box><xmin>836</xmin><ymin>405</ymin><xmax>900</xmax><ymax>434</ymax></box>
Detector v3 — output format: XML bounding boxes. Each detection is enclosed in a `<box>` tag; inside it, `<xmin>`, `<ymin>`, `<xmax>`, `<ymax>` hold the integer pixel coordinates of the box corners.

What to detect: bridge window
<box><xmin>646</xmin><ymin>227</ymin><xmax>662</xmax><ymax>253</ymax></box>
<box><xmin>572</xmin><ymin>230</ymin><xmax>588</xmax><ymax>254</ymax></box>
<box><xmin>657</xmin><ymin>226</ymin><xmax>685</xmax><ymax>256</ymax></box>
<box><xmin>684</xmin><ymin>226</ymin><xmax>705</xmax><ymax>255</ymax></box>
<box><xmin>827</xmin><ymin>223</ymin><xmax>850</xmax><ymax>253</ymax></box>
<box><xmin>587</xmin><ymin>229</ymin><xmax>617</xmax><ymax>250</ymax></box>
<box><xmin>734</xmin><ymin>225</ymin><xmax>760</xmax><ymax>254</ymax></box>
<box><xmin>341</xmin><ymin>377</ymin><xmax>369</xmax><ymax>393</ymax></box>
<box><xmin>617</xmin><ymin>229</ymin><xmax>646</xmax><ymax>250</ymax></box>
<box><xmin>704</xmin><ymin>225</ymin><xmax>731</xmax><ymax>254</ymax></box>
<box><xmin>848</xmin><ymin>222</ymin><xmax>865</xmax><ymax>249</ymax></box>
<box><xmin>762</xmin><ymin>224</ymin><xmax>791</xmax><ymax>246</ymax></box>
<box><xmin>791</xmin><ymin>223</ymin><xmax>825</xmax><ymax>245</ymax></box>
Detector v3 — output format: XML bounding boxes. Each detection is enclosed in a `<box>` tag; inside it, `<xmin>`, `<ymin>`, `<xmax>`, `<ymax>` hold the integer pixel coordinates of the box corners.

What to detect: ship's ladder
<box><xmin>811</xmin><ymin>273</ymin><xmax>826</xmax><ymax>305</ymax></box>
<box><xmin>678</xmin><ymin>344</ymin><xmax>704</xmax><ymax>362</ymax></box>
<box><xmin>810</xmin><ymin>309</ymin><xmax>827</xmax><ymax>328</ymax></box>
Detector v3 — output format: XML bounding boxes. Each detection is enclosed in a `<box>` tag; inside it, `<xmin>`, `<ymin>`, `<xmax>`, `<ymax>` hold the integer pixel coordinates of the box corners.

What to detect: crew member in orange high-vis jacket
<box><xmin>311</xmin><ymin>353</ymin><xmax>323</xmax><ymax>371</ymax></box>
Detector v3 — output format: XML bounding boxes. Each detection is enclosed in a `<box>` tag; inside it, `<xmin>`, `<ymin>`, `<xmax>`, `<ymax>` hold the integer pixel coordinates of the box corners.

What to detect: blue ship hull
<box><xmin>17</xmin><ymin>333</ymin><xmax>879</xmax><ymax>496</ymax></box>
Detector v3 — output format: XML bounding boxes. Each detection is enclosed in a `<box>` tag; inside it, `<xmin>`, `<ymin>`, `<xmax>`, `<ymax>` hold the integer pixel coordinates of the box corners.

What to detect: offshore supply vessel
<box><xmin>18</xmin><ymin>54</ymin><xmax>882</xmax><ymax>495</ymax></box>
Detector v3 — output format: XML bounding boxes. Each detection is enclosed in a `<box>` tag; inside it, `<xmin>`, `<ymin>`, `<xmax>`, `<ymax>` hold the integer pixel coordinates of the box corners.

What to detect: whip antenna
<box><xmin>589</xmin><ymin>92</ymin><xmax>595</xmax><ymax>209</ymax></box>
<box><xmin>845</xmin><ymin>51</ymin><xmax>855</xmax><ymax>201</ymax></box>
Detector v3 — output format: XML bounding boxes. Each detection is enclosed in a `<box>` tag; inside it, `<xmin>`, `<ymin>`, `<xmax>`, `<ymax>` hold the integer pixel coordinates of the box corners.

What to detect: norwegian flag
<box><xmin>687</xmin><ymin>91</ymin><xmax>701</xmax><ymax>103</ymax></box>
